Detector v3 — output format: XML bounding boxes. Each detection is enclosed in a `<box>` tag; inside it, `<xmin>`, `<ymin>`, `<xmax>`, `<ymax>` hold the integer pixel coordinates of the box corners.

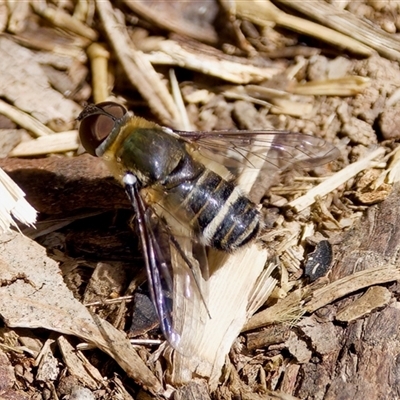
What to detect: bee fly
<box><xmin>77</xmin><ymin>101</ymin><xmax>339</xmax><ymax>351</ymax></box>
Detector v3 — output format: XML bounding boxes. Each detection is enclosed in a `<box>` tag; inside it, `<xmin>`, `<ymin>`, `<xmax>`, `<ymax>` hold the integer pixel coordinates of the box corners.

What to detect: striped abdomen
<box><xmin>180</xmin><ymin>168</ymin><xmax>260</xmax><ymax>252</ymax></box>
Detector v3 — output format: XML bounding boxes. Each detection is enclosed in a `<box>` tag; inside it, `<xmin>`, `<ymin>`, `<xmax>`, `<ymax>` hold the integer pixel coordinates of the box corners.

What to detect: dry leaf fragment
<box><xmin>0</xmin><ymin>231</ymin><xmax>162</xmax><ymax>394</ymax></box>
<box><xmin>0</xmin><ymin>37</ymin><xmax>81</xmax><ymax>129</ymax></box>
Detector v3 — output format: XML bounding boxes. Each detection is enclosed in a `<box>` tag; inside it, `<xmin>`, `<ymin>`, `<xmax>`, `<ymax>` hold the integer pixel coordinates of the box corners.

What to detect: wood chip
<box><xmin>305</xmin><ymin>267</ymin><xmax>400</xmax><ymax>313</ymax></box>
<box><xmin>0</xmin><ymin>167</ymin><xmax>37</xmax><ymax>233</ymax></box>
<box><xmin>235</xmin><ymin>0</ymin><xmax>373</xmax><ymax>57</ymax></box>
<box><xmin>31</xmin><ymin>3</ymin><xmax>98</xmax><ymax>41</ymax></box>
<box><xmin>10</xmin><ymin>131</ymin><xmax>79</xmax><ymax>157</ymax></box>
<box><xmin>0</xmin><ymin>100</ymin><xmax>54</xmax><ymax>138</ymax></box>
<box><xmin>87</xmin><ymin>43</ymin><xmax>110</xmax><ymax>104</ymax></box>
<box><xmin>288</xmin><ymin>147</ymin><xmax>386</xmax><ymax>212</ymax></box>
<box><xmin>169</xmin><ymin>244</ymin><xmax>273</xmax><ymax>389</ymax></box>
<box><xmin>291</xmin><ymin>76</ymin><xmax>370</xmax><ymax>97</ymax></box>
<box><xmin>275</xmin><ymin>0</ymin><xmax>400</xmax><ymax>61</ymax></box>
<box><xmin>336</xmin><ymin>286</ymin><xmax>392</xmax><ymax>322</ymax></box>
<box><xmin>145</xmin><ymin>38</ymin><xmax>284</xmax><ymax>85</ymax></box>
<box><xmin>58</xmin><ymin>336</ymin><xmax>102</xmax><ymax>390</ymax></box>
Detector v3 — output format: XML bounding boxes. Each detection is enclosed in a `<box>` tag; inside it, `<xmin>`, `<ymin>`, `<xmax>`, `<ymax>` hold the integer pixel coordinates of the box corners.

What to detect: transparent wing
<box><xmin>123</xmin><ymin>173</ymin><xmax>209</xmax><ymax>354</ymax></box>
<box><xmin>175</xmin><ymin>130</ymin><xmax>340</xmax><ymax>172</ymax></box>
<box><xmin>143</xmin><ymin>185</ymin><xmax>210</xmax><ymax>280</ymax></box>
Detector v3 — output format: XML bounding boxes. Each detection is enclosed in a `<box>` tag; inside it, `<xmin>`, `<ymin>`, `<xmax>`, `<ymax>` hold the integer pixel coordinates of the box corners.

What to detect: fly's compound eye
<box><xmin>78</xmin><ymin>101</ymin><xmax>127</xmax><ymax>156</ymax></box>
